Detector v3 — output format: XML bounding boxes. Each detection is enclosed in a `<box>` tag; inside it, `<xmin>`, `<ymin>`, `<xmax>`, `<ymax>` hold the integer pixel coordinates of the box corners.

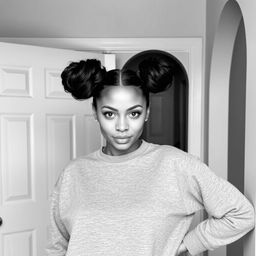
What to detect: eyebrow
<box><xmin>101</xmin><ymin>104</ymin><xmax>143</xmax><ymax>111</ymax></box>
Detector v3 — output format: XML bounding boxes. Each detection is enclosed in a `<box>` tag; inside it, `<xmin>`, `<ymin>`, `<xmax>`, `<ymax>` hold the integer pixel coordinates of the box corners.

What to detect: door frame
<box><xmin>0</xmin><ymin>38</ymin><xmax>204</xmax><ymax>256</ymax></box>
<box><xmin>0</xmin><ymin>37</ymin><xmax>204</xmax><ymax>161</ymax></box>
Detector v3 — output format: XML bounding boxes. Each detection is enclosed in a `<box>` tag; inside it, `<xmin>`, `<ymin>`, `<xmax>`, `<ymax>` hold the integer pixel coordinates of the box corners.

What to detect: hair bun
<box><xmin>138</xmin><ymin>57</ymin><xmax>173</xmax><ymax>93</ymax></box>
<box><xmin>61</xmin><ymin>59</ymin><xmax>106</xmax><ymax>100</ymax></box>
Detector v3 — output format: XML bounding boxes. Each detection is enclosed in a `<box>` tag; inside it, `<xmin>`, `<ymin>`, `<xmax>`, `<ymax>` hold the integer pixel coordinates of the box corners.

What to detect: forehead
<box><xmin>98</xmin><ymin>86</ymin><xmax>146</xmax><ymax>108</ymax></box>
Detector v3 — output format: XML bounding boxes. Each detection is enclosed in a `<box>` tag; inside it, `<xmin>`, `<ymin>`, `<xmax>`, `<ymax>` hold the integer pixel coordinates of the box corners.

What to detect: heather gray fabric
<box><xmin>46</xmin><ymin>140</ymin><xmax>255</xmax><ymax>256</ymax></box>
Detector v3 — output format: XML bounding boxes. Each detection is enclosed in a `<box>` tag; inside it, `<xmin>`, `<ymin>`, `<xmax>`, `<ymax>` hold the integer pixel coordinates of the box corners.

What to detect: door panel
<box><xmin>0</xmin><ymin>42</ymin><xmax>108</xmax><ymax>256</ymax></box>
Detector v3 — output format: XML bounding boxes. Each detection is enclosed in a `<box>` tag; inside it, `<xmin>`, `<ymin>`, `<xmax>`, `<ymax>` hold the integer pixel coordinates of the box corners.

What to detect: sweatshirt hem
<box><xmin>183</xmin><ymin>228</ymin><xmax>208</xmax><ymax>255</ymax></box>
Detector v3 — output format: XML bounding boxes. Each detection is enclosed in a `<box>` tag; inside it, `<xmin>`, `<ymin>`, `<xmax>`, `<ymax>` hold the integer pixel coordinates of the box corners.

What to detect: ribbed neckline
<box><xmin>96</xmin><ymin>139</ymin><xmax>150</xmax><ymax>163</ymax></box>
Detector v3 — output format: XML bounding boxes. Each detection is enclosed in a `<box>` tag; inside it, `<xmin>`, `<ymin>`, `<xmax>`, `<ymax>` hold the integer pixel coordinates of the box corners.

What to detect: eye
<box><xmin>103</xmin><ymin>112</ymin><xmax>115</xmax><ymax>119</ymax></box>
<box><xmin>129</xmin><ymin>111</ymin><xmax>141</xmax><ymax>119</ymax></box>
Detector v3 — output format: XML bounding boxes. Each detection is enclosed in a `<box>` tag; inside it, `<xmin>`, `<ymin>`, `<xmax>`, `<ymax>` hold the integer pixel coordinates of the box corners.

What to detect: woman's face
<box><xmin>93</xmin><ymin>85</ymin><xmax>150</xmax><ymax>156</ymax></box>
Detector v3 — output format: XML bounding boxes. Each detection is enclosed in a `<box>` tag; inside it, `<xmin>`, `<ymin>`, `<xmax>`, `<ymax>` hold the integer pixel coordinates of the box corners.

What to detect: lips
<box><xmin>114</xmin><ymin>136</ymin><xmax>131</xmax><ymax>143</ymax></box>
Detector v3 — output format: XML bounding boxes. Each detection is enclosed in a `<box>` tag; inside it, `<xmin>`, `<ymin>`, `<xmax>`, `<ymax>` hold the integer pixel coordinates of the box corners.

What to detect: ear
<box><xmin>92</xmin><ymin>103</ymin><xmax>98</xmax><ymax>121</ymax></box>
<box><xmin>145</xmin><ymin>106</ymin><xmax>150</xmax><ymax>121</ymax></box>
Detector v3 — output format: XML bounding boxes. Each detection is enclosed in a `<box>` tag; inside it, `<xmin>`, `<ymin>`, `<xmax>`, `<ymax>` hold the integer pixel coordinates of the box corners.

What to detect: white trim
<box><xmin>0</xmin><ymin>37</ymin><xmax>203</xmax><ymax>159</ymax></box>
<box><xmin>103</xmin><ymin>53</ymin><xmax>116</xmax><ymax>71</ymax></box>
<box><xmin>0</xmin><ymin>37</ymin><xmax>201</xmax><ymax>52</ymax></box>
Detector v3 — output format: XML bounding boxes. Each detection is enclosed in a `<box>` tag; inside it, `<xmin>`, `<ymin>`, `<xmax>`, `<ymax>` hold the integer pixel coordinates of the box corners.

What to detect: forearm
<box><xmin>176</xmin><ymin>242</ymin><xmax>188</xmax><ymax>255</ymax></box>
<box><xmin>179</xmin><ymin>155</ymin><xmax>255</xmax><ymax>255</ymax></box>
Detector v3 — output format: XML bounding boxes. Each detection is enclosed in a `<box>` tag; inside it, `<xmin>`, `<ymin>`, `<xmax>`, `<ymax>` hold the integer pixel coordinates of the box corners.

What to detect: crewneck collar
<box><xmin>96</xmin><ymin>139</ymin><xmax>150</xmax><ymax>163</ymax></box>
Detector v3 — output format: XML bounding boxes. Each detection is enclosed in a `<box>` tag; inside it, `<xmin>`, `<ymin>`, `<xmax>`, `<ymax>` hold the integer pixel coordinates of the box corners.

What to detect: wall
<box><xmin>206</xmin><ymin>1</ymin><xmax>256</xmax><ymax>256</ymax></box>
<box><xmin>228</xmin><ymin>18</ymin><xmax>246</xmax><ymax>195</ymax></box>
<box><xmin>240</xmin><ymin>3</ymin><xmax>256</xmax><ymax>256</ymax></box>
<box><xmin>0</xmin><ymin>0</ymin><xmax>205</xmax><ymax>37</ymax></box>
<box><xmin>227</xmin><ymin>17</ymin><xmax>246</xmax><ymax>256</ymax></box>
<box><xmin>204</xmin><ymin>0</ymin><xmax>227</xmax><ymax>163</ymax></box>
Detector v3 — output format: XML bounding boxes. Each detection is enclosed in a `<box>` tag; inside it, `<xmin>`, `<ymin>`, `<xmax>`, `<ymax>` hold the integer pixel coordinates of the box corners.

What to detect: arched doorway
<box><xmin>208</xmin><ymin>1</ymin><xmax>246</xmax><ymax>256</ymax></box>
<box><xmin>227</xmin><ymin>14</ymin><xmax>246</xmax><ymax>256</ymax></box>
<box><xmin>123</xmin><ymin>50</ymin><xmax>189</xmax><ymax>152</ymax></box>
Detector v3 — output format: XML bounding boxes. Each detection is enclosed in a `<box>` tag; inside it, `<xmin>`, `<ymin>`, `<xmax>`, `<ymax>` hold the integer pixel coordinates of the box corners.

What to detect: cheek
<box><xmin>98</xmin><ymin>118</ymin><xmax>114</xmax><ymax>133</ymax></box>
<box><xmin>130</xmin><ymin>119</ymin><xmax>145</xmax><ymax>131</ymax></box>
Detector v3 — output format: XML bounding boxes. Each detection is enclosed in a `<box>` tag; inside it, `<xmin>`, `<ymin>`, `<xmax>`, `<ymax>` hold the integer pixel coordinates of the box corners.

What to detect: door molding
<box><xmin>0</xmin><ymin>38</ymin><xmax>204</xmax><ymax>256</ymax></box>
<box><xmin>0</xmin><ymin>37</ymin><xmax>203</xmax><ymax>160</ymax></box>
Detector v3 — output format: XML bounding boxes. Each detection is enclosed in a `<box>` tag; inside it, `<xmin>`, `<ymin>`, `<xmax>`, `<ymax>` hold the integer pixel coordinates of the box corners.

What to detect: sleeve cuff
<box><xmin>183</xmin><ymin>229</ymin><xmax>208</xmax><ymax>255</ymax></box>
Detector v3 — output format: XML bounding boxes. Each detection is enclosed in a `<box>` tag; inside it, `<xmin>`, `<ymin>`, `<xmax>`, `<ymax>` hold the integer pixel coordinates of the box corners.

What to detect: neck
<box><xmin>102</xmin><ymin>139</ymin><xmax>142</xmax><ymax>156</ymax></box>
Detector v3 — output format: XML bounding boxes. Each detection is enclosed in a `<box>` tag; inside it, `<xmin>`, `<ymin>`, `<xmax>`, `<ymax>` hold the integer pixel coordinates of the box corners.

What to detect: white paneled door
<box><xmin>0</xmin><ymin>42</ymin><xmax>110</xmax><ymax>256</ymax></box>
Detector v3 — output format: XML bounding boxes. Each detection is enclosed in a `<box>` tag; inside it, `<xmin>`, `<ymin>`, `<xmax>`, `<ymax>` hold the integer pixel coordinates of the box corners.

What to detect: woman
<box><xmin>46</xmin><ymin>58</ymin><xmax>255</xmax><ymax>256</ymax></box>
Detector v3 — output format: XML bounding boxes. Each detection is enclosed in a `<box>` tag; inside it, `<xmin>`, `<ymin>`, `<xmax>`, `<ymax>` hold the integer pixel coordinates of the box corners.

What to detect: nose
<box><xmin>116</xmin><ymin>116</ymin><xmax>128</xmax><ymax>132</ymax></box>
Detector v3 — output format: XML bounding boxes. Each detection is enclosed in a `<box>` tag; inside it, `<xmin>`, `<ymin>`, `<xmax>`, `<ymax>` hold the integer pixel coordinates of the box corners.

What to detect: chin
<box><xmin>114</xmin><ymin>141</ymin><xmax>131</xmax><ymax>148</ymax></box>
<box><xmin>113</xmin><ymin>140</ymin><xmax>134</xmax><ymax>150</ymax></box>
<box><xmin>105</xmin><ymin>135</ymin><xmax>140</xmax><ymax>152</ymax></box>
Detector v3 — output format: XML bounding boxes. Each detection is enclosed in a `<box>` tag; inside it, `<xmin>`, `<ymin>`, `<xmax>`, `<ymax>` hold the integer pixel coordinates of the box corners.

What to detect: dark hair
<box><xmin>61</xmin><ymin>57</ymin><xmax>173</xmax><ymax>109</ymax></box>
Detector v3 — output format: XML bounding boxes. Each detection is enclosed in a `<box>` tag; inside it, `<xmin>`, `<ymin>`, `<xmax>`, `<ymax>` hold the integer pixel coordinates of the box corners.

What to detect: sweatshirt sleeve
<box><xmin>46</xmin><ymin>171</ymin><xmax>70</xmax><ymax>256</ymax></box>
<box><xmin>178</xmin><ymin>155</ymin><xmax>255</xmax><ymax>256</ymax></box>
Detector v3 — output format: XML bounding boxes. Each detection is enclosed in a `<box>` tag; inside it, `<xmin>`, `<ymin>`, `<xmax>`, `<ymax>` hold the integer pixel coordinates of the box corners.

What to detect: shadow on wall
<box><xmin>228</xmin><ymin>11</ymin><xmax>246</xmax><ymax>256</ymax></box>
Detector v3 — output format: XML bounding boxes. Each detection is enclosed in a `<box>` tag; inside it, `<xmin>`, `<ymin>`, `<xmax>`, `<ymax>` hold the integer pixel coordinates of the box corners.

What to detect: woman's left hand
<box><xmin>175</xmin><ymin>242</ymin><xmax>188</xmax><ymax>255</ymax></box>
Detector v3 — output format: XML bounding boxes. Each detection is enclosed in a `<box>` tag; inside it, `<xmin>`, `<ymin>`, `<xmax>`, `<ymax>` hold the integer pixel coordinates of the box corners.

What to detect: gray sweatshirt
<box><xmin>46</xmin><ymin>140</ymin><xmax>255</xmax><ymax>256</ymax></box>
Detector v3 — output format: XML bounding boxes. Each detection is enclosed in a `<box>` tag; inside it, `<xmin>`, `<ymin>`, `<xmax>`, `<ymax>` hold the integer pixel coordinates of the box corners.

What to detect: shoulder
<box><xmin>65</xmin><ymin>148</ymin><xmax>100</xmax><ymax>169</ymax></box>
<box><xmin>149</xmin><ymin>142</ymin><xmax>196</xmax><ymax>162</ymax></box>
<box><xmin>58</xmin><ymin>150</ymin><xmax>97</xmax><ymax>180</ymax></box>
<box><xmin>150</xmin><ymin>142</ymin><xmax>208</xmax><ymax>174</ymax></box>
<box><xmin>63</xmin><ymin>157</ymin><xmax>86</xmax><ymax>172</ymax></box>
